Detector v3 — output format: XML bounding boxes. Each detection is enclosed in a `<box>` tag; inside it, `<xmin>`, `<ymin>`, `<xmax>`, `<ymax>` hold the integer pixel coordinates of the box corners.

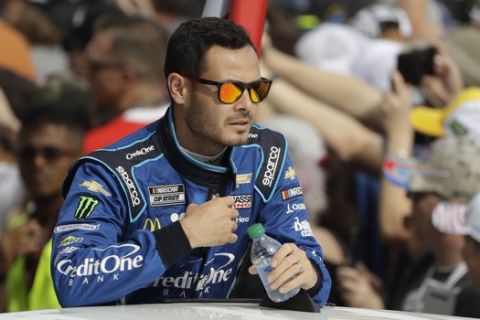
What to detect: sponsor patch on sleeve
<box><xmin>148</xmin><ymin>184</ymin><xmax>185</xmax><ymax>206</ymax></box>
<box><xmin>75</xmin><ymin>195</ymin><xmax>100</xmax><ymax>219</ymax></box>
<box><xmin>59</xmin><ymin>235</ymin><xmax>84</xmax><ymax>247</ymax></box>
<box><xmin>281</xmin><ymin>186</ymin><xmax>303</xmax><ymax>201</ymax></box>
<box><xmin>291</xmin><ymin>217</ymin><xmax>314</xmax><ymax>237</ymax></box>
<box><xmin>284</xmin><ymin>166</ymin><xmax>296</xmax><ymax>180</ymax></box>
<box><xmin>286</xmin><ymin>202</ymin><xmax>306</xmax><ymax>214</ymax></box>
<box><xmin>54</xmin><ymin>223</ymin><xmax>100</xmax><ymax>233</ymax></box>
<box><xmin>79</xmin><ymin>180</ymin><xmax>111</xmax><ymax>197</ymax></box>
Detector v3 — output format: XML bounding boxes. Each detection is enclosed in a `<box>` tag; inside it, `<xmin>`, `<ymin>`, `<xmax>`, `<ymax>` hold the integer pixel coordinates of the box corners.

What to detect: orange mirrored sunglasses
<box><xmin>186</xmin><ymin>76</ymin><xmax>272</xmax><ymax>104</ymax></box>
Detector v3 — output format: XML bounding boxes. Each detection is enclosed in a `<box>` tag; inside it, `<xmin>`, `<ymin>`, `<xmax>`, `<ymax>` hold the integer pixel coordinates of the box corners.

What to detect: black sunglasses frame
<box><xmin>18</xmin><ymin>146</ymin><xmax>78</xmax><ymax>163</ymax></box>
<box><xmin>187</xmin><ymin>76</ymin><xmax>272</xmax><ymax>104</ymax></box>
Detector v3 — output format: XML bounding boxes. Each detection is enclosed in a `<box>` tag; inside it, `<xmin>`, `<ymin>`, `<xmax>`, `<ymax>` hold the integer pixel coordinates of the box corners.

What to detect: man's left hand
<box><xmin>248</xmin><ymin>243</ymin><xmax>318</xmax><ymax>293</ymax></box>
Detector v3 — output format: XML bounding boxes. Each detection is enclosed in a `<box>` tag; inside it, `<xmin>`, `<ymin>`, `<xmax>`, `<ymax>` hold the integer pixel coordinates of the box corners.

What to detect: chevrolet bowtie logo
<box><xmin>284</xmin><ymin>167</ymin><xmax>296</xmax><ymax>180</ymax></box>
<box><xmin>79</xmin><ymin>180</ymin><xmax>112</xmax><ymax>197</ymax></box>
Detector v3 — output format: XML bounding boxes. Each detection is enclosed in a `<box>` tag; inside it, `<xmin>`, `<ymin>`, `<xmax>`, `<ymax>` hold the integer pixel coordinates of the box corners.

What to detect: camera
<box><xmin>397</xmin><ymin>46</ymin><xmax>436</xmax><ymax>85</ymax></box>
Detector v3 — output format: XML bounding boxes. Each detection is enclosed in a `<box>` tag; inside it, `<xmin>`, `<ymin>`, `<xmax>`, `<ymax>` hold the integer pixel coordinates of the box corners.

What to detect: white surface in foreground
<box><xmin>0</xmin><ymin>303</ymin><xmax>476</xmax><ymax>320</ymax></box>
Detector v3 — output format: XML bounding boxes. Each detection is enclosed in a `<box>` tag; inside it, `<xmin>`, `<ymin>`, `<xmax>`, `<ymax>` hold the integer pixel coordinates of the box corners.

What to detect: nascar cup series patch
<box><xmin>148</xmin><ymin>184</ymin><xmax>185</xmax><ymax>206</ymax></box>
<box><xmin>75</xmin><ymin>195</ymin><xmax>100</xmax><ymax>220</ymax></box>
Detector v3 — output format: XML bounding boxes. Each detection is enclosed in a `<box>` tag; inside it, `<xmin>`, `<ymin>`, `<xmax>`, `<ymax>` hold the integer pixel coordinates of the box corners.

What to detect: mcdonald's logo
<box><xmin>142</xmin><ymin>218</ymin><xmax>162</xmax><ymax>232</ymax></box>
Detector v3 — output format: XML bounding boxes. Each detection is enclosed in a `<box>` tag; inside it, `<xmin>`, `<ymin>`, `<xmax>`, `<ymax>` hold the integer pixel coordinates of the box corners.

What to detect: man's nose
<box><xmin>234</xmin><ymin>89</ymin><xmax>254</xmax><ymax>112</ymax></box>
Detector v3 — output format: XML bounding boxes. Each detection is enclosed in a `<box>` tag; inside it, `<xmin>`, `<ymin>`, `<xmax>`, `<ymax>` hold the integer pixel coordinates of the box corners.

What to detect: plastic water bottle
<box><xmin>247</xmin><ymin>223</ymin><xmax>300</xmax><ymax>302</ymax></box>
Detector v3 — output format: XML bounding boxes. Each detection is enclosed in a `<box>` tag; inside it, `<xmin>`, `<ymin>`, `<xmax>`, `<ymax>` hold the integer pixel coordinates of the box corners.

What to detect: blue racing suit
<box><xmin>51</xmin><ymin>106</ymin><xmax>331</xmax><ymax>307</ymax></box>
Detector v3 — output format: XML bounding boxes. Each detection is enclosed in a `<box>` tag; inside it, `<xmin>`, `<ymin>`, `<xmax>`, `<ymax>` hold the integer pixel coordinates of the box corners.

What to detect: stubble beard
<box><xmin>185</xmin><ymin>103</ymin><xmax>252</xmax><ymax>153</ymax></box>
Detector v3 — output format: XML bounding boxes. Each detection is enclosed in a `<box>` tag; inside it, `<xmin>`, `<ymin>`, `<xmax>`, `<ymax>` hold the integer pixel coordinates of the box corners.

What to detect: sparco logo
<box><xmin>126</xmin><ymin>145</ymin><xmax>154</xmax><ymax>160</ymax></box>
<box><xmin>116</xmin><ymin>166</ymin><xmax>141</xmax><ymax>206</ymax></box>
<box><xmin>56</xmin><ymin>244</ymin><xmax>143</xmax><ymax>277</ymax></box>
<box><xmin>262</xmin><ymin>146</ymin><xmax>280</xmax><ymax>187</ymax></box>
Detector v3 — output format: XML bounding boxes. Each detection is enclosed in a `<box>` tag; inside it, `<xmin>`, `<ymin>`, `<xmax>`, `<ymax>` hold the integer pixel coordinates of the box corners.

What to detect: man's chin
<box><xmin>224</xmin><ymin>133</ymin><xmax>250</xmax><ymax>146</ymax></box>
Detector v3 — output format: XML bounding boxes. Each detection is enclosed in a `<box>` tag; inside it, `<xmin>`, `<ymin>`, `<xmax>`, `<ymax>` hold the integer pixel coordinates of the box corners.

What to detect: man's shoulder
<box><xmin>92</xmin><ymin>120</ymin><xmax>159</xmax><ymax>152</ymax></box>
<box><xmin>88</xmin><ymin>122</ymin><xmax>161</xmax><ymax>165</ymax></box>
<box><xmin>63</xmin><ymin>122</ymin><xmax>163</xmax><ymax>196</ymax></box>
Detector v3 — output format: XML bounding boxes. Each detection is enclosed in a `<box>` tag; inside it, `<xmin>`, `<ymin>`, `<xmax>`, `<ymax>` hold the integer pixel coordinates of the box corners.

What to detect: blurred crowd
<box><xmin>0</xmin><ymin>0</ymin><xmax>480</xmax><ymax>317</ymax></box>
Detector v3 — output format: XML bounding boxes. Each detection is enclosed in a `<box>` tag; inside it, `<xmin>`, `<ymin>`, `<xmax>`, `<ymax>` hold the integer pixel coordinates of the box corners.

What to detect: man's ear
<box><xmin>167</xmin><ymin>73</ymin><xmax>189</xmax><ymax>104</ymax></box>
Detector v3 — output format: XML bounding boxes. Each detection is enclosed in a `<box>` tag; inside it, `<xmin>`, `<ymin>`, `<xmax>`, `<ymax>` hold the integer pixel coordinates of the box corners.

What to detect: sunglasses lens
<box><xmin>18</xmin><ymin>146</ymin><xmax>73</xmax><ymax>162</ymax></box>
<box><xmin>43</xmin><ymin>147</ymin><xmax>63</xmax><ymax>161</ymax></box>
<box><xmin>219</xmin><ymin>82</ymin><xmax>242</xmax><ymax>104</ymax></box>
<box><xmin>249</xmin><ymin>88</ymin><xmax>260</xmax><ymax>103</ymax></box>
<box><xmin>19</xmin><ymin>147</ymin><xmax>35</xmax><ymax>159</ymax></box>
<box><xmin>251</xmin><ymin>80</ymin><xmax>272</xmax><ymax>103</ymax></box>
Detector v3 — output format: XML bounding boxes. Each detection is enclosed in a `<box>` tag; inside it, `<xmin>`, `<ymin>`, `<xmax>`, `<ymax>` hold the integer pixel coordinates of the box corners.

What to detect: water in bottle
<box><xmin>247</xmin><ymin>223</ymin><xmax>300</xmax><ymax>302</ymax></box>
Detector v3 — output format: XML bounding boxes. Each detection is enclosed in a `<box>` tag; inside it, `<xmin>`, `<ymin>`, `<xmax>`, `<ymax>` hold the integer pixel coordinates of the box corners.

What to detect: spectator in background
<box><xmin>389</xmin><ymin>136</ymin><xmax>480</xmax><ymax>315</ymax></box>
<box><xmin>83</xmin><ymin>15</ymin><xmax>170</xmax><ymax>153</ymax></box>
<box><xmin>443</xmin><ymin>1</ymin><xmax>480</xmax><ymax>87</ymax></box>
<box><xmin>431</xmin><ymin>190</ymin><xmax>480</xmax><ymax>318</ymax></box>
<box><xmin>295</xmin><ymin>2</ymin><xmax>411</xmax><ymax>91</ymax></box>
<box><xmin>333</xmin><ymin>136</ymin><xmax>480</xmax><ymax>312</ymax></box>
<box><xmin>60</xmin><ymin>2</ymin><xmax>126</xmax><ymax>79</ymax></box>
<box><xmin>0</xmin><ymin>82</ymin><xmax>89</xmax><ymax>312</ymax></box>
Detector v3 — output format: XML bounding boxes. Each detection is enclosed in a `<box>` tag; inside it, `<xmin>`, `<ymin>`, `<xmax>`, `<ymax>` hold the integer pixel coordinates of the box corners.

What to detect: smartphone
<box><xmin>397</xmin><ymin>47</ymin><xmax>436</xmax><ymax>85</ymax></box>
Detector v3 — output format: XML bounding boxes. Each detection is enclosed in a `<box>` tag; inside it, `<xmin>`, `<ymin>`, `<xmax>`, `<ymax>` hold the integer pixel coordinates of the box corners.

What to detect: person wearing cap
<box><xmin>389</xmin><ymin>136</ymin><xmax>480</xmax><ymax>315</ymax></box>
<box><xmin>432</xmin><ymin>190</ymin><xmax>480</xmax><ymax>317</ymax></box>
<box><xmin>411</xmin><ymin>87</ymin><xmax>480</xmax><ymax>147</ymax></box>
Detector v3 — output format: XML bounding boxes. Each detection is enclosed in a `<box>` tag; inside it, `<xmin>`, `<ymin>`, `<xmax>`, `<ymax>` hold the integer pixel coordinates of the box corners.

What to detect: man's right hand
<box><xmin>180</xmin><ymin>196</ymin><xmax>238</xmax><ymax>248</ymax></box>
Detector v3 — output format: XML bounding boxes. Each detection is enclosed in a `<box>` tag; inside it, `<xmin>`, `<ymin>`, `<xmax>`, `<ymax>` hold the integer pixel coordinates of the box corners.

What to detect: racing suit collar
<box><xmin>156</xmin><ymin>105</ymin><xmax>237</xmax><ymax>192</ymax></box>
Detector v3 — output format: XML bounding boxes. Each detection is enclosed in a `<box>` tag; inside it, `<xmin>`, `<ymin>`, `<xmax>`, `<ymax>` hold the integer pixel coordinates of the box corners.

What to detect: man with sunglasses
<box><xmin>83</xmin><ymin>15</ymin><xmax>170</xmax><ymax>153</ymax></box>
<box><xmin>0</xmin><ymin>96</ymin><xmax>88</xmax><ymax>311</ymax></box>
<box><xmin>52</xmin><ymin>17</ymin><xmax>331</xmax><ymax>308</ymax></box>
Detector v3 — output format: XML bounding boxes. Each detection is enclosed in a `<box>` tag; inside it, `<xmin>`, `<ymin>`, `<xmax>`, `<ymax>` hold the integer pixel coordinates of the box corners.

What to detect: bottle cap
<box><xmin>247</xmin><ymin>223</ymin><xmax>265</xmax><ymax>239</ymax></box>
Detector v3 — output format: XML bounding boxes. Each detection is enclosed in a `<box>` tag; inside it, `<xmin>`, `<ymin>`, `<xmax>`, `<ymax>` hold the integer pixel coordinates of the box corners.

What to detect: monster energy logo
<box><xmin>75</xmin><ymin>196</ymin><xmax>100</xmax><ymax>220</ymax></box>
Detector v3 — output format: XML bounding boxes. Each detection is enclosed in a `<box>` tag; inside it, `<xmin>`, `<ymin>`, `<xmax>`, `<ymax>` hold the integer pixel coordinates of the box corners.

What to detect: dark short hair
<box><xmin>0</xmin><ymin>68</ymin><xmax>38</xmax><ymax>120</ymax></box>
<box><xmin>20</xmin><ymin>103</ymin><xmax>90</xmax><ymax>137</ymax></box>
<box><xmin>164</xmin><ymin>17</ymin><xmax>254</xmax><ymax>78</ymax></box>
<box><xmin>94</xmin><ymin>15</ymin><xmax>169</xmax><ymax>83</ymax></box>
